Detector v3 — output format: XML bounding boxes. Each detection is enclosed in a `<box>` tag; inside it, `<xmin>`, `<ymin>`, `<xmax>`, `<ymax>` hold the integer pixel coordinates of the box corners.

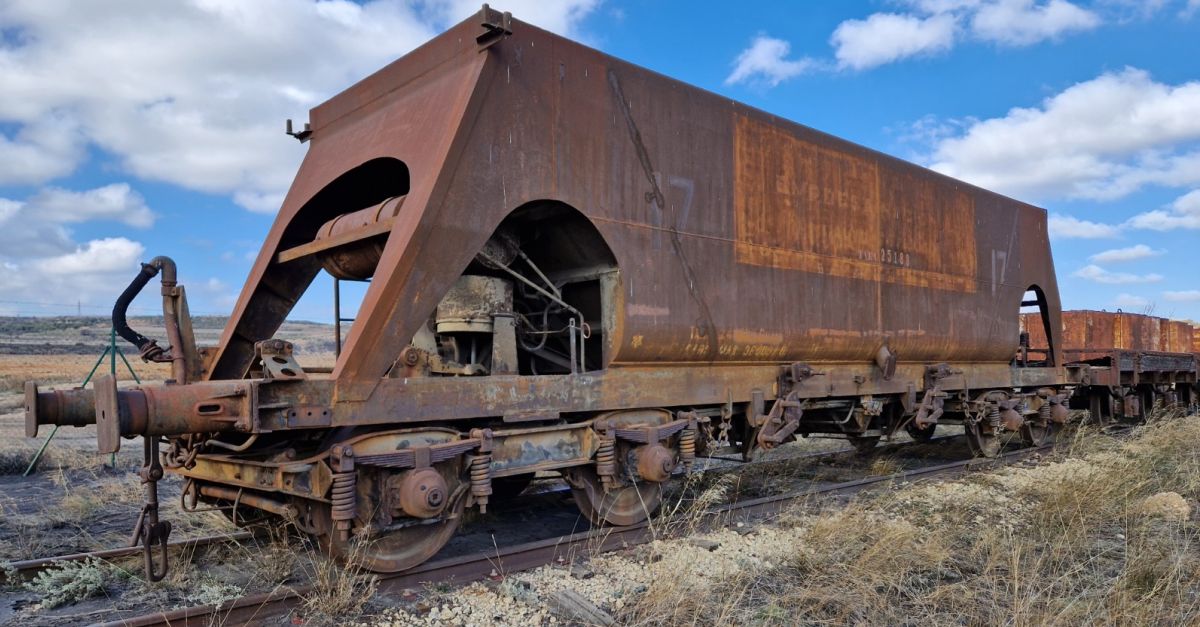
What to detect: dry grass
<box><xmin>0</xmin><ymin>353</ymin><xmax>172</xmax><ymax>394</ymax></box>
<box><xmin>295</xmin><ymin>538</ymin><xmax>379</xmax><ymax>625</ymax></box>
<box><xmin>620</xmin><ymin>412</ymin><xmax>1200</xmax><ymax>626</ymax></box>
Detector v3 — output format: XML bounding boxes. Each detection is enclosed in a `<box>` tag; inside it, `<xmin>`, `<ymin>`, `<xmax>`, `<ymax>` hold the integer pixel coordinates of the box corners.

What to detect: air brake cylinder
<box><xmin>435</xmin><ymin>276</ymin><xmax>514</xmax><ymax>333</ymax></box>
<box><xmin>434</xmin><ymin>275</ymin><xmax>518</xmax><ymax>375</ymax></box>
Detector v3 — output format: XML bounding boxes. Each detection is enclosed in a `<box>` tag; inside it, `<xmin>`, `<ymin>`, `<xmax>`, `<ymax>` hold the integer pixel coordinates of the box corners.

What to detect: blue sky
<box><xmin>1</xmin><ymin>0</ymin><xmax>1198</xmax><ymax>324</ymax></box>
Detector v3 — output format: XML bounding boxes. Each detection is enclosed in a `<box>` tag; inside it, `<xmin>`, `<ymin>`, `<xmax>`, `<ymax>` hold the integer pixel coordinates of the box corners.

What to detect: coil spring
<box><xmin>330</xmin><ymin>471</ymin><xmax>356</xmax><ymax>522</ymax></box>
<box><xmin>987</xmin><ymin>404</ymin><xmax>1001</xmax><ymax>430</ymax></box>
<box><xmin>679</xmin><ymin>428</ymin><xmax>696</xmax><ymax>471</ymax></box>
<box><xmin>1039</xmin><ymin>399</ymin><xmax>1052</xmax><ymax>423</ymax></box>
<box><xmin>595</xmin><ymin>438</ymin><xmax>616</xmax><ymax>478</ymax></box>
<box><xmin>470</xmin><ymin>455</ymin><xmax>492</xmax><ymax>513</ymax></box>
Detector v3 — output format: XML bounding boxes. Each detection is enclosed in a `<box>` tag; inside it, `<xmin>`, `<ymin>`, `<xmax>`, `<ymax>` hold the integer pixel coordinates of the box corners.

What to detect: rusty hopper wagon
<box><xmin>23</xmin><ymin>6</ymin><xmax>1077</xmax><ymax>578</ymax></box>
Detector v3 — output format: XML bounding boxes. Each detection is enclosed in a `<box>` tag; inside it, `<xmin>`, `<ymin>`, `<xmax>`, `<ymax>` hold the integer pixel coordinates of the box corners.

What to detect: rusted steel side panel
<box><xmin>1020</xmin><ymin>313</ymin><xmax>1047</xmax><ymax>349</ymax></box>
<box><xmin>1161</xmin><ymin>320</ymin><xmax>1193</xmax><ymax>353</ymax></box>
<box><xmin>1041</xmin><ymin>311</ymin><xmax>1196</xmax><ymax>362</ymax></box>
<box><xmin>382</xmin><ymin>23</ymin><xmax>1052</xmax><ymax>376</ymax></box>
<box><xmin>1138</xmin><ymin>316</ymin><xmax>1162</xmax><ymax>353</ymax></box>
<box><xmin>212</xmin><ymin>18</ymin><xmax>1065</xmax><ymax>400</ymax></box>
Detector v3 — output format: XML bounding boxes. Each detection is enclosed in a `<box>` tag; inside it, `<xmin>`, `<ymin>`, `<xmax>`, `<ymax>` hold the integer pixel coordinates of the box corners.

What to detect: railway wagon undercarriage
<box><xmin>24</xmin><ymin>7</ymin><xmax>1082</xmax><ymax>577</ymax></box>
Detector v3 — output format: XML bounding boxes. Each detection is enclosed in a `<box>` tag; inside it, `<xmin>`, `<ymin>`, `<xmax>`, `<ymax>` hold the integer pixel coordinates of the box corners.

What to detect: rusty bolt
<box><xmin>400</xmin><ymin>346</ymin><xmax>422</xmax><ymax>367</ymax></box>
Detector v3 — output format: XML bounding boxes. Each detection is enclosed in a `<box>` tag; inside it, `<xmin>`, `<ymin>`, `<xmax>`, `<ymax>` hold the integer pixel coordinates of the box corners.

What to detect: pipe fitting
<box><xmin>394</xmin><ymin>468</ymin><xmax>449</xmax><ymax>519</ymax></box>
<box><xmin>634</xmin><ymin>443</ymin><xmax>675</xmax><ymax>483</ymax></box>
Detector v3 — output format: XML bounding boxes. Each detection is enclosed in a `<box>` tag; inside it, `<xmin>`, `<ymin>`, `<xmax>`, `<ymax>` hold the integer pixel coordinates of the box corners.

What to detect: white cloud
<box><xmin>0</xmin><ymin>237</ymin><xmax>146</xmax><ymax>309</ymax></box>
<box><xmin>1088</xmin><ymin>244</ymin><xmax>1163</xmax><ymax>263</ymax></box>
<box><xmin>0</xmin><ymin>115</ymin><xmax>85</xmax><ymax>185</ymax></box>
<box><xmin>233</xmin><ymin>190</ymin><xmax>289</xmax><ymax>215</ymax></box>
<box><xmin>0</xmin><ymin>1</ymin><xmax>599</xmax><ymax>213</ymax></box>
<box><xmin>1163</xmin><ymin>290</ymin><xmax>1200</xmax><ymax>302</ymax></box>
<box><xmin>0</xmin><ymin>183</ymin><xmax>156</xmax><ymax>309</ymax></box>
<box><xmin>1072</xmin><ymin>264</ymin><xmax>1163</xmax><ymax>284</ymax></box>
<box><xmin>26</xmin><ymin>184</ymin><xmax>155</xmax><ymax>228</ymax></box>
<box><xmin>1048</xmin><ymin>214</ymin><xmax>1120</xmax><ymax>239</ymax></box>
<box><xmin>1125</xmin><ymin>189</ymin><xmax>1200</xmax><ymax>230</ymax></box>
<box><xmin>927</xmin><ymin>69</ymin><xmax>1200</xmax><ymax>202</ymax></box>
<box><xmin>970</xmin><ymin>0</ymin><xmax>1101</xmax><ymax>46</ymax></box>
<box><xmin>831</xmin><ymin>13</ymin><xmax>957</xmax><ymax>70</ymax></box>
<box><xmin>726</xmin><ymin>36</ymin><xmax>819</xmax><ymax>86</ymax></box>
<box><xmin>812</xmin><ymin>0</ymin><xmax>1103</xmax><ymax>74</ymax></box>
<box><xmin>1113</xmin><ymin>293</ymin><xmax>1150</xmax><ymax>309</ymax></box>
<box><xmin>0</xmin><ymin>183</ymin><xmax>155</xmax><ymax>258</ymax></box>
<box><xmin>36</xmin><ymin>238</ymin><xmax>145</xmax><ymax>275</ymax></box>
<box><xmin>1186</xmin><ymin>0</ymin><xmax>1200</xmax><ymax>17</ymax></box>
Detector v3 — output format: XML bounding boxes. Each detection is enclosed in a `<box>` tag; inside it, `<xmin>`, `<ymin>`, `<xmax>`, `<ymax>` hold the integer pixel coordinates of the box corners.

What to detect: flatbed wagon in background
<box><xmin>1022</xmin><ymin>310</ymin><xmax>1199</xmax><ymax>420</ymax></box>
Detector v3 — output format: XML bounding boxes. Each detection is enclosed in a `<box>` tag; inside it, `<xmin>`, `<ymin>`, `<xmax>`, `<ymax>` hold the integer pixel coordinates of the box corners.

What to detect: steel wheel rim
<box><xmin>1021</xmin><ymin>421</ymin><xmax>1051</xmax><ymax>447</ymax></box>
<box><xmin>321</xmin><ymin>488</ymin><xmax>465</xmax><ymax>573</ymax></box>
<box><xmin>964</xmin><ymin>422</ymin><xmax>1001</xmax><ymax>458</ymax></box>
<box><xmin>569</xmin><ymin>468</ymin><xmax>662</xmax><ymax>527</ymax></box>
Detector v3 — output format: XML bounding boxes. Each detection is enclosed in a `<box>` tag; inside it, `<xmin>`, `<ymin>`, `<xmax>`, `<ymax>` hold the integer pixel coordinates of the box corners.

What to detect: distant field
<box><xmin>0</xmin><ymin>315</ymin><xmax>338</xmax><ymax>356</ymax></box>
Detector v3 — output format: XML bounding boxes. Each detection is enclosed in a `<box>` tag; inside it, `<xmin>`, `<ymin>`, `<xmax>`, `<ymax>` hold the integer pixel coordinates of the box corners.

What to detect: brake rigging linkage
<box><xmin>112</xmin><ymin>255</ymin><xmax>190</xmax><ymax>581</ymax></box>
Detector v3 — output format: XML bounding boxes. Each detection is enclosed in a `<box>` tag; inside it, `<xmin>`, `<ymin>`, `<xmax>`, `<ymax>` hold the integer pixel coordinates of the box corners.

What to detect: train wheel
<box><xmin>848</xmin><ymin>435</ymin><xmax>880</xmax><ymax>455</ymax></box>
<box><xmin>319</xmin><ymin>486</ymin><xmax>466</xmax><ymax>573</ymax></box>
<box><xmin>963</xmin><ymin>422</ymin><xmax>1000</xmax><ymax>458</ymax></box>
<box><xmin>905</xmin><ymin>421</ymin><xmax>937</xmax><ymax>443</ymax></box>
<box><xmin>565</xmin><ymin>467</ymin><xmax>662</xmax><ymax>526</ymax></box>
<box><xmin>1020</xmin><ymin>420</ymin><xmax>1051</xmax><ymax>447</ymax></box>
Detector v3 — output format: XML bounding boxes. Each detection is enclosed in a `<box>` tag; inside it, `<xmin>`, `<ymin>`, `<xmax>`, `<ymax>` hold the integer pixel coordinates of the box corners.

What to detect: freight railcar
<box><xmin>1021</xmin><ymin>311</ymin><xmax>1198</xmax><ymax>420</ymax></box>
<box><xmin>23</xmin><ymin>7</ymin><xmax>1075</xmax><ymax>577</ymax></box>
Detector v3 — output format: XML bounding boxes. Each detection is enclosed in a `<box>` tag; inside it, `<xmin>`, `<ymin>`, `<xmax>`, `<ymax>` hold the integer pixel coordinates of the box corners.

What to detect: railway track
<box><xmin>95</xmin><ymin>440</ymin><xmax>1053</xmax><ymax>627</ymax></box>
<box><xmin>0</xmin><ymin>531</ymin><xmax>257</xmax><ymax>584</ymax></box>
<box><xmin>0</xmin><ymin>433</ymin><xmax>956</xmax><ymax>585</ymax></box>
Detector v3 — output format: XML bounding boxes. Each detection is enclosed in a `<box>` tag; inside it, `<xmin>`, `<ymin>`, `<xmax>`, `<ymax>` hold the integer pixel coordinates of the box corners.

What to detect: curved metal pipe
<box><xmin>112</xmin><ymin>263</ymin><xmax>161</xmax><ymax>353</ymax></box>
<box><xmin>111</xmin><ymin>256</ymin><xmax>187</xmax><ymax>383</ymax></box>
<box><xmin>203</xmin><ymin>434</ymin><xmax>259</xmax><ymax>452</ymax></box>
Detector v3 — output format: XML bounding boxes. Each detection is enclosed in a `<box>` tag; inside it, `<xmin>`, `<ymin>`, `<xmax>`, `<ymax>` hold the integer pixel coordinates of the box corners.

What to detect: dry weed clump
<box><xmin>297</xmin><ymin>540</ymin><xmax>379</xmax><ymax>625</ymax></box>
<box><xmin>620</xmin><ymin>413</ymin><xmax>1200</xmax><ymax>626</ymax></box>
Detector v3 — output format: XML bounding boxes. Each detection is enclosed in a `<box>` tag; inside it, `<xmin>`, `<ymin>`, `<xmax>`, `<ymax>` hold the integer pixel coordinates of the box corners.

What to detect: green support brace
<box><xmin>23</xmin><ymin>327</ymin><xmax>141</xmax><ymax>476</ymax></box>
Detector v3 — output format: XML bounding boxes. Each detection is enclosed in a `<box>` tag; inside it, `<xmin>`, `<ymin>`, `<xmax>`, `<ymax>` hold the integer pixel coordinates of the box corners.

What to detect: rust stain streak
<box><xmin>732</xmin><ymin>114</ymin><xmax>978</xmax><ymax>293</ymax></box>
<box><xmin>608</xmin><ymin>69</ymin><xmax>718</xmax><ymax>357</ymax></box>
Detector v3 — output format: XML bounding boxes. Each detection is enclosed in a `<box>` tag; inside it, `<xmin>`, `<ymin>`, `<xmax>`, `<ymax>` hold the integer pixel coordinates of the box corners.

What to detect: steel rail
<box><xmin>0</xmin><ymin>531</ymin><xmax>256</xmax><ymax>584</ymax></box>
<box><xmin>98</xmin><ymin>442</ymin><xmax>1052</xmax><ymax>627</ymax></box>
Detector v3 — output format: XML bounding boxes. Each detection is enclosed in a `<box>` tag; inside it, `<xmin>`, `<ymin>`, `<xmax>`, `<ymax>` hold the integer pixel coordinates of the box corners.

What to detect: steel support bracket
<box><xmin>477</xmin><ymin>4</ymin><xmax>512</xmax><ymax>49</ymax></box>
